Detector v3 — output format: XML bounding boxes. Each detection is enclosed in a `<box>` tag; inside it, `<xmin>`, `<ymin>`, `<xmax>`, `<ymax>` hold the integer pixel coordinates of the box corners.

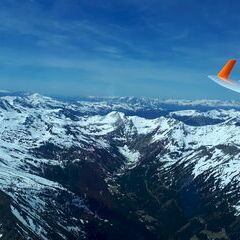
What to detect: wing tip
<box><xmin>217</xmin><ymin>59</ymin><xmax>237</xmax><ymax>80</ymax></box>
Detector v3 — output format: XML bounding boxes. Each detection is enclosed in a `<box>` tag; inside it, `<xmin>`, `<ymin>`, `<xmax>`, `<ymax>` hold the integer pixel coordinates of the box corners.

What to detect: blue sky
<box><xmin>1</xmin><ymin>0</ymin><xmax>240</xmax><ymax>99</ymax></box>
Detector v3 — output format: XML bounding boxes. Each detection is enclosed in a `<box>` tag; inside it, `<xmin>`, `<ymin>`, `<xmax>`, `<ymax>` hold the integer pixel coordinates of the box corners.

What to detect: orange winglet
<box><xmin>218</xmin><ymin>59</ymin><xmax>237</xmax><ymax>80</ymax></box>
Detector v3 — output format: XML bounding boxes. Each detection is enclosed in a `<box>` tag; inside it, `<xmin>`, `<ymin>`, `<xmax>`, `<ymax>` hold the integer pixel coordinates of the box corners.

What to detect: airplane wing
<box><xmin>208</xmin><ymin>59</ymin><xmax>240</xmax><ymax>93</ymax></box>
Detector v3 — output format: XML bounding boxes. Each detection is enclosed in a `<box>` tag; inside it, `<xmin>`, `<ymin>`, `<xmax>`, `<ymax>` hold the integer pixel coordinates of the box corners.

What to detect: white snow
<box><xmin>0</xmin><ymin>93</ymin><xmax>240</xmax><ymax>223</ymax></box>
<box><xmin>118</xmin><ymin>145</ymin><xmax>140</xmax><ymax>169</ymax></box>
<box><xmin>129</xmin><ymin>116</ymin><xmax>159</xmax><ymax>134</ymax></box>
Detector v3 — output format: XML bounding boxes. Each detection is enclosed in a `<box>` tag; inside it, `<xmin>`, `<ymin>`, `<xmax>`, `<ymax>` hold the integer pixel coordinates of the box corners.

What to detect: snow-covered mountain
<box><xmin>0</xmin><ymin>93</ymin><xmax>239</xmax><ymax>239</ymax></box>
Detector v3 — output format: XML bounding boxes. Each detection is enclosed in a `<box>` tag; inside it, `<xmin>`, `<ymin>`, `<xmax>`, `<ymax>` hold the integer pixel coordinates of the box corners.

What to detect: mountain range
<box><xmin>0</xmin><ymin>92</ymin><xmax>239</xmax><ymax>239</ymax></box>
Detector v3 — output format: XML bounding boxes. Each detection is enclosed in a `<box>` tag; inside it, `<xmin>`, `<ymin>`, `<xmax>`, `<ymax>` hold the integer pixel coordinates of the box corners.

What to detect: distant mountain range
<box><xmin>0</xmin><ymin>92</ymin><xmax>239</xmax><ymax>239</ymax></box>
